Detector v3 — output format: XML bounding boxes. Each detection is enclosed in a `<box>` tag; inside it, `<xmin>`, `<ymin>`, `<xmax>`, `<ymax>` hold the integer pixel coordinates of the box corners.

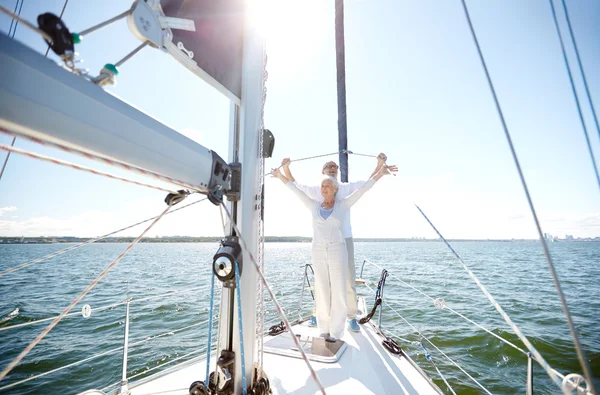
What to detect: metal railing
<box><xmin>0</xmin><ymin>288</ymin><xmax>216</xmax><ymax>393</ymax></box>
<box><xmin>357</xmin><ymin>259</ymin><xmax>583</xmax><ymax>394</ymax></box>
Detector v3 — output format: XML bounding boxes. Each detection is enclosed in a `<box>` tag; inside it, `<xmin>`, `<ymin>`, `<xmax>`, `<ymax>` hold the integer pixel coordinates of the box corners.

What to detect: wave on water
<box><xmin>0</xmin><ymin>307</ymin><xmax>20</xmax><ymax>324</ymax></box>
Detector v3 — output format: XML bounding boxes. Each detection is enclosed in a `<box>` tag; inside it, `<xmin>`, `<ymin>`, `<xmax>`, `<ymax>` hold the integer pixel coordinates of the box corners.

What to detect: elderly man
<box><xmin>281</xmin><ymin>153</ymin><xmax>397</xmax><ymax>332</ymax></box>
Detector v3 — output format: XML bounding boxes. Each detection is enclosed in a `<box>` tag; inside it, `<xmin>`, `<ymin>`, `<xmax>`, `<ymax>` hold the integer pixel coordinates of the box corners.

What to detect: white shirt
<box><xmin>294</xmin><ymin>181</ymin><xmax>365</xmax><ymax>238</ymax></box>
<box><xmin>288</xmin><ymin>180</ymin><xmax>374</xmax><ymax>242</ymax></box>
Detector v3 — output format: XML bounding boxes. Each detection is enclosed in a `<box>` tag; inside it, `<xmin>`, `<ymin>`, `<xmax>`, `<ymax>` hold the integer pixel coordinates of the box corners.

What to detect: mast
<box><xmin>335</xmin><ymin>0</ymin><xmax>349</xmax><ymax>182</ymax></box>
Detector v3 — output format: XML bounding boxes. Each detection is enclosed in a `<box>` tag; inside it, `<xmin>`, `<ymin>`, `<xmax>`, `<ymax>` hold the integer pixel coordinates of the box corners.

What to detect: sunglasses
<box><xmin>323</xmin><ymin>163</ymin><xmax>339</xmax><ymax>170</ymax></box>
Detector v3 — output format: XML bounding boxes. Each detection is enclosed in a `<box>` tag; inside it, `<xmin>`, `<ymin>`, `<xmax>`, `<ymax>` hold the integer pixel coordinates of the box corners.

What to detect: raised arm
<box><xmin>281</xmin><ymin>157</ymin><xmax>295</xmax><ymax>182</ymax></box>
<box><xmin>343</xmin><ymin>165</ymin><xmax>393</xmax><ymax>208</ymax></box>
<box><xmin>369</xmin><ymin>153</ymin><xmax>398</xmax><ymax>179</ymax></box>
<box><xmin>271</xmin><ymin>168</ymin><xmax>314</xmax><ymax>210</ymax></box>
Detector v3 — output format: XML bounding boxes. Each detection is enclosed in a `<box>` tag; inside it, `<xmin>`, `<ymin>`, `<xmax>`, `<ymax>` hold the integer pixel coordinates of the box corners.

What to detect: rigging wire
<box><xmin>547</xmin><ymin>0</ymin><xmax>600</xmax><ymax>192</ymax></box>
<box><xmin>44</xmin><ymin>0</ymin><xmax>69</xmax><ymax>57</ymax></box>
<box><xmin>458</xmin><ymin>0</ymin><xmax>595</xmax><ymax>391</ymax></box>
<box><xmin>557</xmin><ymin>0</ymin><xmax>600</xmax><ymax>143</ymax></box>
<box><xmin>7</xmin><ymin>0</ymin><xmax>23</xmax><ymax>38</ymax></box>
<box><xmin>0</xmin><ymin>0</ymin><xmax>25</xmax><ymax>181</ymax></box>
<box><xmin>0</xmin><ymin>203</ymin><xmax>174</xmax><ymax>382</ymax></box>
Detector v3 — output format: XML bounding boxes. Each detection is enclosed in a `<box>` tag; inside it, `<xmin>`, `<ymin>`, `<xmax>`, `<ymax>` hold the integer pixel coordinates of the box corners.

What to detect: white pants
<box><xmin>312</xmin><ymin>242</ymin><xmax>348</xmax><ymax>339</ymax></box>
<box><xmin>345</xmin><ymin>238</ymin><xmax>357</xmax><ymax>319</ymax></box>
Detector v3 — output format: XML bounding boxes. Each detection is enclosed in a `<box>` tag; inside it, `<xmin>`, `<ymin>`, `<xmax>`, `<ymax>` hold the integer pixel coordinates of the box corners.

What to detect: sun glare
<box><xmin>249</xmin><ymin>0</ymin><xmax>327</xmax><ymax>71</ymax></box>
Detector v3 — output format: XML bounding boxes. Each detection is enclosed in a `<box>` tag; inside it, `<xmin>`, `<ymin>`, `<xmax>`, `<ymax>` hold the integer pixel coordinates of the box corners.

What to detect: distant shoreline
<box><xmin>1</xmin><ymin>236</ymin><xmax>598</xmax><ymax>244</ymax></box>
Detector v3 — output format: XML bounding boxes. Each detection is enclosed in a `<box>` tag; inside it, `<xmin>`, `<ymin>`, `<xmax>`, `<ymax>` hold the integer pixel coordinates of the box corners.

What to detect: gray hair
<box><xmin>321</xmin><ymin>176</ymin><xmax>339</xmax><ymax>192</ymax></box>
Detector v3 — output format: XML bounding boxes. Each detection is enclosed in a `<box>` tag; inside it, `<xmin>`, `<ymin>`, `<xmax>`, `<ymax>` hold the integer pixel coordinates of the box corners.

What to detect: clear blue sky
<box><xmin>0</xmin><ymin>0</ymin><xmax>598</xmax><ymax>239</ymax></box>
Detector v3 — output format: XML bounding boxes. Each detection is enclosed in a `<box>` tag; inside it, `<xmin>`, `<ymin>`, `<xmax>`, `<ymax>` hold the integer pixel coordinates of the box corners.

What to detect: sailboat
<box><xmin>0</xmin><ymin>0</ymin><xmax>595</xmax><ymax>394</ymax></box>
<box><xmin>0</xmin><ymin>0</ymin><xmax>443</xmax><ymax>394</ymax></box>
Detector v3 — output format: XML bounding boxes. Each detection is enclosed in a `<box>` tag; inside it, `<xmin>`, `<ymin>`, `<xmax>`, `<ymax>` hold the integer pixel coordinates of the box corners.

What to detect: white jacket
<box><xmin>286</xmin><ymin>179</ymin><xmax>376</xmax><ymax>245</ymax></box>
<box><xmin>294</xmin><ymin>181</ymin><xmax>366</xmax><ymax>238</ymax></box>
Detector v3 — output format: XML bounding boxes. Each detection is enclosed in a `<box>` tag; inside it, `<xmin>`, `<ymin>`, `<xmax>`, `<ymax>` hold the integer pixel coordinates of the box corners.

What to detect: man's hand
<box><xmin>377</xmin><ymin>153</ymin><xmax>387</xmax><ymax>163</ymax></box>
<box><xmin>281</xmin><ymin>157</ymin><xmax>291</xmax><ymax>168</ymax></box>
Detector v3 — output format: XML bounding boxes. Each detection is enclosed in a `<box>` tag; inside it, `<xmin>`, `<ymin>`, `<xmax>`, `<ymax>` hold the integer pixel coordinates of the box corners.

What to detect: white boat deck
<box><xmin>263</xmin><ymin>320</ymin><xmax>441</xmax><ymax>395</ymax></box>
<box><xmin>125</xmin><ymin>318</ymin><xmax>441</xmax><ymax>395</ymax></box>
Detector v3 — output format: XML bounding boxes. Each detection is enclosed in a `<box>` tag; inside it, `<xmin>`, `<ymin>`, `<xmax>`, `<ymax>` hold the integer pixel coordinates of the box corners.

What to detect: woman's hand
<box><xmin>374</xmin><ymin>164</ymin><xmax>397</xmax><ymax>180</ymax></box>
<box><xmin>271</xmin><ymin>168</ymin><xmax>289</xmax><ymax>183</ymax></box>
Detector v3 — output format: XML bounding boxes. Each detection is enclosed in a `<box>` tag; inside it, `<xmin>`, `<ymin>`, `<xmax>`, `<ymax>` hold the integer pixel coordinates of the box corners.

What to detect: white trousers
<box><xmin>345</xmin><ymin>238</ymin><xmax>358</xmax><ymax>319</ymax></box>
<box><xmin>312</xmin><ymin>242</ymin><xmax>348</xmax><ymax>339</ymax></box>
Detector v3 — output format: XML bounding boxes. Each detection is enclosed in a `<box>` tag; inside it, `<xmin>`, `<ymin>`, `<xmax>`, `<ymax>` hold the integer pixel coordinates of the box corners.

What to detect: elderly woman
<box><xmin>272</xmin><ymin>165</ymin><xmax>391</xmax><ymax>341</ymax></box>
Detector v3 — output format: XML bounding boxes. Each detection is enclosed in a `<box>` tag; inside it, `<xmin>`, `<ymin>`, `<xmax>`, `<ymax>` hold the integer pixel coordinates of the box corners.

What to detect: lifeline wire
<box><xmin>363</xmin><ymin>282</ymin><xmax>492</xmax><ymax>394</ymax></box>
<box><xmin>415</xmin><ymin>203</ymin><xmax>561</xmax><ymax>388</ymax></box>
<box><xmin>0</xmin><ymin>203</ymin><xmax>173</xmax><ymax>382</ymax></box>
<box><xmin>459</xmin><ymin>0</ymin><xmax>594</xmax><ymax>391</ymax></box>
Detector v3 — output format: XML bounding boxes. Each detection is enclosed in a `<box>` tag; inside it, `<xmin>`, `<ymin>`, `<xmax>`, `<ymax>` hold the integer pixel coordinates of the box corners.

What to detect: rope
<box><xmin>0</xmin><ymin>197</ymin><xmax>207</xmax><ymax>278</ymax></box>
<box><xmin>0</xmin><ymin>203</ymin><xmax>173</xmax><ymax>382</ymax></box>
<box><xmin>415</xmin><ymin>203</ymin><xmax>560</xmax><ymax>388</ymax></box>
<box><xmin>380</xmin><ymin>328</ymin><xmax>414</xmax><ymax>347</ymax></box>
<box><xmin>548</xmin><ymin>0</ymin><xmax>600</xmax><ymax>192</ymax></box>
<box><xmin>220</xmin><ymin>203</ymin><xmax>327</xmax><ymax>394</ymax></box>
<box><xmin>0</xmin><ymin>143</ymin><xmax>178</xmax><ymax>193</ymax></box>
<box><xmin>235</xmin><ymin>262</ymin><xmax>247</xmax><ymax>395</ymax></box>
<box><xmin>204</xmin><ymin>273</ymin><xmax>216</xmax><ymax>387</ymax></box>
<box><xmin>359</xmin><ymin>269</ymin><xmax>387</xmax><ymax>324</ymax></box>
<box><xmin>382</xmin><ymin>337</ymin><xmax>402</xmax><ymax>355</ymax></box>
<box><xmin>0</xmin><ymin>128</ymin><xmax>203</xmax><ymax>192</ymax></box>
<box><xmin>558</xmin><ymin>0</ymin><xmax>600</xmax><ymax>143</ymax></box>
<box><xmin>363</xmin><ymin>259</ymin><xmax>527</xmax><ymax>355</ymax></box>
<box><xmin>458</xmin><ymin>0</ymin><xmax>593</xmax><ymax>390</ymax></box>
<box><xmin>364</xmin><ymin>282</ymin><xmax>492</xmax><ymax>394</ymax></box>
